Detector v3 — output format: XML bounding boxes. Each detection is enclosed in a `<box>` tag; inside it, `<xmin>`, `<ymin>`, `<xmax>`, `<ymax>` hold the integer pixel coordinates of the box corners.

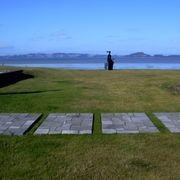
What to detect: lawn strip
<box><xmin>146</xmin><ymin>112</ymin><xmax>170</xmax><ymax>133</ymax></box>
<box><xmin>26</xmin><ymin>113</ymin><xmax>47</xmax><ymax>135</ymax></box>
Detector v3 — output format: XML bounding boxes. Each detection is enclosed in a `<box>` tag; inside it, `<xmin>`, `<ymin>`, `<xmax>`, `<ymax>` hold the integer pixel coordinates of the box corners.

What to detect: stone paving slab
<box><xmin>0</xmin><ymin>113</ymin><xmax>42</xmax><ymax>135</ymax></box>
<box><xmin>34</xmin><ymin>113</ymin><xmax>93</xmax><ymax>135</ymax></box>
<box><xmin>154</xmin><ymin>112</ymin><xmax>180</xmax><ymax>132</ymax></box>
<box><xmin>102</xmin><ymin>113</ymin><xmax>159</xmax><ymax>134</ymax></box>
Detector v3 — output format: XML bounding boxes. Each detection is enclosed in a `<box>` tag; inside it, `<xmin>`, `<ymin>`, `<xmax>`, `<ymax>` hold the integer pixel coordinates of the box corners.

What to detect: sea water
<box><xmin>5</xmin><ymin>63</ymin><xmax>180</xmax><ymax>70</ymax></box>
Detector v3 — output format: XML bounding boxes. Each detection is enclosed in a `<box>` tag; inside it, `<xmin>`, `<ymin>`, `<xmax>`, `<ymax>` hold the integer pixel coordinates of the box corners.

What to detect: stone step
<box><xmin>101</xmin><ymin>113</ymin><xmax>159</xmax><ymax>134</ymax></box>
<box><xmin>34</xmin><ymin>113</ymin><xmax>93</xmax><ymax>135</ymax></box>
<box><xmin>0</xmin><ymin>113</ymin><xmax>42</xmax><ymax>135</ymax></box>
<box><xmin>154</xmin><ymin>112</ymin><xmax>180</xmax><ymax>132</ymax></box>
<box><xmin>1</xmin><ymin>112</ymin><xmax>180</xmax><ymax>135</ymax></box>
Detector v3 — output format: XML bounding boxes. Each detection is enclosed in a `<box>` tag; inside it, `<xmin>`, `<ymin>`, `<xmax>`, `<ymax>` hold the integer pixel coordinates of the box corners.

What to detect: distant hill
<box><xmin>154</xmin><ymin>54</ymin><xmax>165</xmax><ymax>57</ymax></box>
<box><xmin>125</xmin><ymin>52</ymin><xmax>151</xmax><ymax>57</ymax></box>
<box><xmin>0</xmin><ymin>52</ymin><xmax>180</xmax><ymax>61</ymax></box>
<box><xmin>0</xmin><ymin>53</ymin><xmax>91</xmax><ymax>59</ymax></box>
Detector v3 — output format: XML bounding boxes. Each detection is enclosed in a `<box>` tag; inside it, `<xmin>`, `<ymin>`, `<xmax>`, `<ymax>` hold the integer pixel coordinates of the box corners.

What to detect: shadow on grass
<box><xmin>24</xmin><ymin>114</ymin><xmax>44</xmax><ymax>135</ymax></box>
<box><xmin>0</xmin><ymin>89</ymin><xmax>61</xmax><ymax>96</ymax></box>
<box><xmin>0</xmin><ymin>70</ymin><xmax>34</xmax><ymax>88</ymax></box>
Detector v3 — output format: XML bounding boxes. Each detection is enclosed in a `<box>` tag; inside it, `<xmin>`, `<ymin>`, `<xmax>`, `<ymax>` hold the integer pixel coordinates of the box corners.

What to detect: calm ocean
<box><xmin>1</xmin><ymin>57</ymin><xmax>180</xmax><ymax>70</ymax></box>
<box><xmin>4</xmin><ymin>63</ymin><xmax>180</xmax><ymax>70</ymax></box>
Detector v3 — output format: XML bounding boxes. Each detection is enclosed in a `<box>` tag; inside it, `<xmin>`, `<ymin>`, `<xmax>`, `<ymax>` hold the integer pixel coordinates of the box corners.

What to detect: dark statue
<box><xmin>107</xmin><ymin>51</ymin><xmax>114</xmax><ymax>70</ymax></box>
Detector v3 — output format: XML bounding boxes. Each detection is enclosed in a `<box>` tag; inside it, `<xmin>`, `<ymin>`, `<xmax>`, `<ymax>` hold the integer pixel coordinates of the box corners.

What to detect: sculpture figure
<box><xmin>107</xmin><ymin>51</ymin><xmax>114</xmax><ymax>70</ymax></box>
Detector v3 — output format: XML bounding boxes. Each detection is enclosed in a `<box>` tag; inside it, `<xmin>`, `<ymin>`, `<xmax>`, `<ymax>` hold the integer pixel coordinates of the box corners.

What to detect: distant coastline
<box><xmin>1</xmin><ymin>52</ymin><xmax>180</xmax><ymax>64</ymax></box>
<box><xmin>1</xmin><ymin>52</ymin><xmax>180</xmax><ymax>59</ymax></box>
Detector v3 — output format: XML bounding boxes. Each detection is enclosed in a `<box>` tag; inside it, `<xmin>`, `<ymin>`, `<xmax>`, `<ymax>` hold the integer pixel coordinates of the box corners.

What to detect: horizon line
<box><xmin>1</xmin><ymin>51</ymin><xmax>180</xmax><ymax>57</ymax></box>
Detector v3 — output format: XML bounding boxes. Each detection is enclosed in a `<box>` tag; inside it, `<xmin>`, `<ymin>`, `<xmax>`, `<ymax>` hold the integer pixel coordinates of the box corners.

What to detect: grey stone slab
<box><xmin>154</xmin><ymin>112</ymin><xmax>180</xmax><ymax>132</ymax></box>
<box><xmin>79</xmin><ymin>126</ymin><xmax>92</xmax><ymax>131</ymax></box>
<box><xmin>0</xmin><ymin>126</ymin><xmax>8</xmax><ymax>131</ymax></box>
<box><xmin>55</xmin><ymin>127</ymin><xmax>64</xmax><ymax>131</ymax></box>
<box><xmin>71</xmin><ymin>120</ymin><xmax>81</xmax><ymax>125</ymax></box>
<box><xmin>102</xmin><ymin>120</ymin><xmax>113</xmax><ymax>125</ymax></box>
<box><xmin>62</xmin><ymin>130</ymin><xmax>79</xmax><ymax>134</ymax></box>
<box><xmin>60</xmin><ymin>124</ymin><xmax>71</xmax><ymax>130</ymax></box>
<box><xmin>9</xmin><ymin>129</ymin><xmax>24</xmax><ymax>136</ymax></box>
<box><xmin>102</xmin><ymin>113</ymin><xmax>159</xmax><ymax>134</ymax></box>
<box><xmin>102</xmin><ymin>129</ymin><xmax>116</xmax><ymax>134</ymax></box>
<box><xmin>49</xmin><ymin>130</ymin><xmax>62</xmax><ymax>134</ymax></box>
<box><xmin>79</xmin><ymin>130</ymin><xmax>92</xmax><ymax>134</ymax></box>
<box><xmin>117</xmin><ymin>130</ymin><xmax>139</xmax><ymax>134</ymax></box>
<box><xmin>0</xmin><ymin>113</ymin><xmax>42</xmax><ymax>135</ymax></box>
<box><xmin>34</xmin><ymin>128</ymin><xmax>49</xmax><ymax>134</ymax></box>
<box><xmin>35</xmin><ymin>113</ymin><xmax>93</xmax><ymax>135</ymax></box>
<box><xmin>71</xmin><ymin>125</ymin><xmax>81</xmax><ymax>130</ymax></box>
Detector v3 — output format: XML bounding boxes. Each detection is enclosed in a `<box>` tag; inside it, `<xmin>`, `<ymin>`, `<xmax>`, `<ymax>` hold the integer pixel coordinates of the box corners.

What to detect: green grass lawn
<box><xmin>0</xmin><ymin>67</ymin><xmax>180</xmax><ymax>179</ymax></box>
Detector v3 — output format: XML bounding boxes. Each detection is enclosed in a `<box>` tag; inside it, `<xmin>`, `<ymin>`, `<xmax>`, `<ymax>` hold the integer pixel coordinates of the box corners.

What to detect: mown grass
<box><xmin>0</xmin><ymin>67</ymin><xmax>180</xmax><ymax>179</ymax></box>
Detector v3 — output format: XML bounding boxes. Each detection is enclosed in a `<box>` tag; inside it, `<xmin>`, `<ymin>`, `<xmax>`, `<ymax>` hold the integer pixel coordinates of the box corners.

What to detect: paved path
<box><xmin>154</xmin><ymin>112</ymin><xmax>180</xmax><ymax>132</ymax></box>
<box><xmin>2</xmin><ymin>112</ymin><xmax>180</xmax><ymax>135</ymax></box>
<box><xmin>35</xmin><ymin>113</ymin><xmax>93</xmax><ymax>135</ymax></box>
<box><xmin>102</xmin><ymin>113</ymin><xmax>159</xmax><ymax>134</ymax></box>
<box><xmin>0</xmin><ymin>113</ymin><xmax>41</xmax><ymax>135</ymax></box>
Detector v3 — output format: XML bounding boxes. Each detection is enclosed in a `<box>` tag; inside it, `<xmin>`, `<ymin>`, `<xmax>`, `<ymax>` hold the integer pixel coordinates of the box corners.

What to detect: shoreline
<box><xmin>3</xmin><ymin>62</ymin><xmax>180</xmax><ymax>70</ymax></box>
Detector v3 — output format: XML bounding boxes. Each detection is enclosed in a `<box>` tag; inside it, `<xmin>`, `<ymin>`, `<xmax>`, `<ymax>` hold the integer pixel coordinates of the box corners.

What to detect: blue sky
<box><xmin>0</xmin><ymin>0</ymin><xmax>180</xmax><ymax>55</ymax></box>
